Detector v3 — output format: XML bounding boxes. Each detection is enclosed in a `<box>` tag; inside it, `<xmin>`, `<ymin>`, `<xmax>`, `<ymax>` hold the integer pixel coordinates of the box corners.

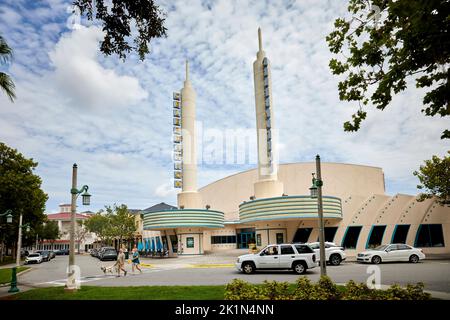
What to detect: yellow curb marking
<box><xmin>140</xmin><ymin>263</ymin><xmax>154</xmax><ymax>268</ymax></box>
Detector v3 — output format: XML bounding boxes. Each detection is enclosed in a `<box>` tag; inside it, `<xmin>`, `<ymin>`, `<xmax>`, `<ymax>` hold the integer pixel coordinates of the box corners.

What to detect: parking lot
<box><xmin>4</xmin><ymin>253</ymin><xmax>449</xmax><ymax>296</ymax></box>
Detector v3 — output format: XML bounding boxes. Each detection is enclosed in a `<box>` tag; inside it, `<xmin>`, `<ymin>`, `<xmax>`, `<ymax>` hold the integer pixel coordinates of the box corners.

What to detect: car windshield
<box><xmin>373</xmin><ymin>245</ymin><xmax>388</xmax><ymax>251</ymax></box>
<box><xmin>105</xmin><ymin>250</ymin><xmax>116</xmax><ymax>254</ymax></box>
<box><xmin>29</xmin><ymin>254</ymin><xmax>39</xmax><ymax>257</ymax></box>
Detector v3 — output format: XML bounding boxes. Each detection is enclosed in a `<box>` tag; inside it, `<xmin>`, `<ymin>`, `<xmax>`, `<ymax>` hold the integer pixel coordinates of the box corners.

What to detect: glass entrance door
<box><xmin>237</xmin><ymin>228</ymin><xmax>255</xmax><ymax>249</ymax></box>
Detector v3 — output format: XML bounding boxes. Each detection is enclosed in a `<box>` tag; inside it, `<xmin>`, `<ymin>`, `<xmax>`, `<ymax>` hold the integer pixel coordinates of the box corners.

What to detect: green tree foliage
<box><xmin>73</xmin><ymin>0</ymin><xmax>167</xmax><ymax>61</ymax></box>
<box><xmin>0</xmin><ymin>34</ymin><xmax>15</xmax><ymax>101</ymax></box>
<box><xmin>85</xmin><ymin>204</ymin><xmax>136</xmax><ymax>246</ymax></box>
<box><xmin>106</xmin><ymin>204</ymin><xmax>136</xmax><ymax>247</ymax></box>
<box><xmin>0</xmin><ymin>142</ymin><xmax>48</xmax><ymax>249</ymax></box>
<box><xmin>414</xmin><ymin>151</ymin><xmax>450</xmax><ymax>206</ymax></box>
<box><xmin>326</xmin><ymin>0</ymin><xmax>450</xmax><ymax>139</ymax></box>
<box><xmin>84</xmin><ymin>212</ymin><xmax>112</xmax><ymax>245</ymax></box>
<box><xmin>39</xmin><ymin>220</ymin><xmax>60</xmax><ymax>241</ymax></box>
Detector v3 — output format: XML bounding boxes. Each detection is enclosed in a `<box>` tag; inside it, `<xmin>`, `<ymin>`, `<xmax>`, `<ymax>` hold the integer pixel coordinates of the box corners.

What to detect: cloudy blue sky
<box><xmin>0</xmin><ymin>0</ymin><xmax>448</xmax><ymax>213</ymax></box>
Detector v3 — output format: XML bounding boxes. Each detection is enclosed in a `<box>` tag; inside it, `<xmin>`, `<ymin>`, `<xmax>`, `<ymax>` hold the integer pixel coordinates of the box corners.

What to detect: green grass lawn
<box><xmin>4</xmin><ymin>283</ymin><xmax>347</xmax><ymax>300</ymax></box>
<box><xmin>0</xmin><ymin>267</ymin><xmax>29</xmax><ymax>284</ymax></box>
<box><xmin>6</xmin><ymin>285</ymin><xmax>227</xmax><ymax>300</ymax></box>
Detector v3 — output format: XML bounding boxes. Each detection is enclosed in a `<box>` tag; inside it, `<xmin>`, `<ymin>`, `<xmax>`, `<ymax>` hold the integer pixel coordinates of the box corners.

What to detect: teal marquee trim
<box><xmin>239</xmin><ymin>195</ymin><xmax>343</xmax><ymax>223</ymax></box>
<box><xmin>239</xmin><ymin>195</ymin><xmax>341</xmax><ymax>207</ymax></box>
<box><xmin>143</xmin><ymin>209</ymin><xmax>225</xmax><ymax>230</ymax></box>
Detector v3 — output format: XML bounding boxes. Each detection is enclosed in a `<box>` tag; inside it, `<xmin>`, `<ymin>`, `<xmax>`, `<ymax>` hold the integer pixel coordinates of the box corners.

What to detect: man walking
<box><xmin>116</xmin><ymin>248</ymin><xmax>127</xmax><ymax>277</ymax></box>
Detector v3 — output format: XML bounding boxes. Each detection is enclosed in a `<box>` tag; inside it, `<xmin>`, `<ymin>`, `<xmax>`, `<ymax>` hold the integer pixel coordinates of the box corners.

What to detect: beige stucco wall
<box><xmin>199</xmin><ymin>162</ymin><xmax>385</xmax><ymax>220</ymax></box>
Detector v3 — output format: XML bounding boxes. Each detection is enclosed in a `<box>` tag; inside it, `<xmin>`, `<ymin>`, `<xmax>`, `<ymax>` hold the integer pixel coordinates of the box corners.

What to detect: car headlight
<box><xmin>364</xmin><ymin>254</ymin><xmax>371</xmax><ymax>257</ymax></box>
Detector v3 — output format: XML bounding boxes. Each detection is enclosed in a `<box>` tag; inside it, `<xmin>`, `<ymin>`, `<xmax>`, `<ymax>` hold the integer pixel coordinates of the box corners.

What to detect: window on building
<box><xmin>391</xmin><ymin>225</ymin><xmax>410</xmax><ymax>244</ymax></box>
<box><xmin>186</xmin><ymin>237</ymin><xmax>194</xmax><ymax>248</ymax></box>
<box><xmin>342</xmin><ymin>226</ymin><xmax>362</xmax><ymax>249</ymax></box>
<box><xmin>256</xmin><ymin>234</ymin><xmax>261</xmax><ymax>246</ymax></box>
<box><xmin>280</xmin><ymin>245</ymin><xmax>295</xmax><ymax>255</ymax></box>
<box><xmin>276</xmin><ymin>233</ymin><xmax>284</xmax><ymax>244</ymax></box>
<box><xmin>366</xmin><ymin>225</ymin><xmax>386</xmax><ymax>248</ymax></box>
<box><xmin>316</xmin><ymin>227</ymin><xmax>339</xmax><ymax>242</ymax></box>
<box><xmin>325</xmin><ymin>227</ymin><xmax>338</xmax><ymax>242</ymax></box>
<box><xmin>293</xmin><ymin>228</ymin><xmax>313</xmax><ymax>243</ymax></box>
<box><xmin>415</xmin><ymin>224</ymin><xmax>445</xmax><ymax>247</ymax></box>
<box><xmin>211</xmin><ymin>235</ymin><xmax>237</xmax><ymax>244</ymax></box>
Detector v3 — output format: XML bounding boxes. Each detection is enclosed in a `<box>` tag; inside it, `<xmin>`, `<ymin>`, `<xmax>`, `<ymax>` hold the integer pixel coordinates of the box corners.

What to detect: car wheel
<box><xmin>242</xmin><ymin>262</ymin><xmax>255</xmax><ymax>274</ymax></box>
<box><xmin>293</xmin><ymin>261</ymin><xmax>307</xmax><ymax>274</ymax></box>
<box><xmin>329</xmin><ymin>254</ymin><xmax>342</xmax><ymax>266</ymax></box>
<box><xmin>371</xmin><ymin>255</ymin><xmax>381</xmax><ymax>264</ymax></box>
<box><xmin>409</xmin><ymin>254</ymin><xmax>419</xmax><ymax>263</ymax></box>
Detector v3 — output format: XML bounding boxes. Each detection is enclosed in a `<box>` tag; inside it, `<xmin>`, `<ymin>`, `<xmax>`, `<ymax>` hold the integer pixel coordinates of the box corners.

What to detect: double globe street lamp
<box><xmin>0</xmin><ymin>209</ymin><xmax>31</xmax><ymax>293</ymax></box>
<box><xmin>309</xmin><ymin>155</ymin><xmax>327</xmax><ymax>277</ymax></box>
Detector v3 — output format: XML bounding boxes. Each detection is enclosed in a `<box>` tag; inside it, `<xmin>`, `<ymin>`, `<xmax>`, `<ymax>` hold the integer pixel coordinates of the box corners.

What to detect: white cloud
<box><xmin>48</xmin><ymin>26</ymin><xmax>148</xmax><ymax>111</ymax></box>
<box><xmin>155</xmin><ymin>182</ymin><xmax>177</xmax><ymax>198</ymax></box>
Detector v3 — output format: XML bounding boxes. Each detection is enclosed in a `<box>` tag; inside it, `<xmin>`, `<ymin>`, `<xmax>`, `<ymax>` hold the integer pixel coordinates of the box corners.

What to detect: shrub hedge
<box><xmin>224</xmin><ymin>276</ymin><xmax>431</xmax><ymax>300</ymax></box>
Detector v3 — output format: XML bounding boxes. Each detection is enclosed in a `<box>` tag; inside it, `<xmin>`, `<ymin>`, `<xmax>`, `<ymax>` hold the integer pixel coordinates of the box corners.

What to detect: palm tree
<box><xmin>0</xmin><ymin>34</ymin><xmax>15</xmax><ymax>101</ymax></box>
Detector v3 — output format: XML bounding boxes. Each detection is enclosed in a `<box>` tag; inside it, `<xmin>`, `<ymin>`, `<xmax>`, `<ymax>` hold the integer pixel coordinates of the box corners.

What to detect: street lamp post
<box><xmin>0</xmin><ymin>209</ymin><xmax>30</xmax><ymax>293</ymax></box>
<box><xmin>66</xmin><ymin>163</ymin><xmax>91</xmax><ymax>290</ymax></box>
<box><xmin>309</xmin><ymin>155</ymin><xmax>327</xmax><ymax>277</ymax></box>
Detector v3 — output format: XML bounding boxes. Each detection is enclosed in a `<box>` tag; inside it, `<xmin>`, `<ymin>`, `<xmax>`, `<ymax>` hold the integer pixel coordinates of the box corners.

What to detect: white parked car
<box><xmin>235</xmin><ymin>243</ymin><xmax>318</xmax><ymax>274</ymax></box>
<box><xmin>25</xmin><ymin>253</ymin><xmax>43</xmax><ymax>264</ymax></box>
<box><xmin>357</xmin><ymin>244</ymin><xmax>426</xmax><ymax>264</ymax></box>
<box><xmin>307</xmin><ymin>242</ymin><xmax>346</xmax><ymax>266</ymax></box>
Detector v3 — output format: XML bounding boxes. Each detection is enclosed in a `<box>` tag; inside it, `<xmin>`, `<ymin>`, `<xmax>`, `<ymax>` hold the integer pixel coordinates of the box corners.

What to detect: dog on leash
<box><xmin>101</xmin><ymin>262</ymin><xmax>118</xmax><ymax>275</ymax></box>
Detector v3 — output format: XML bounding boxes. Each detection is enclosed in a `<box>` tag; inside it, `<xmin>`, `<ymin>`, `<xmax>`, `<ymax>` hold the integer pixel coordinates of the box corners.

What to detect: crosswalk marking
<box><xmin>36</xmin><ymin>268</ymin><xmax>167</xmax><ymax>286</ymax></box>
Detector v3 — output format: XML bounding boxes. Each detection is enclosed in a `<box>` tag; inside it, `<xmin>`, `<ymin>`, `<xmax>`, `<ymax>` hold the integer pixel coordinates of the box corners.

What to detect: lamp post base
<box><xmin>65</xmin><ymin>265</ymin><xmax>80</xmax><ymax>290</ymax></box>
<box><xmin>8</xmin><ymin>267</ymin><xmax>19</xmax><ymax>293</ymax></box>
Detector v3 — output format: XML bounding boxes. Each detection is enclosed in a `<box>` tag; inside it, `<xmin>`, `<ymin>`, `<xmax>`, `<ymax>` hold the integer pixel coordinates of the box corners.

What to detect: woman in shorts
<box><xmin>131</xmin><ymin>247</ymin><xmax>142</xmax><ymax>274</ymax></box>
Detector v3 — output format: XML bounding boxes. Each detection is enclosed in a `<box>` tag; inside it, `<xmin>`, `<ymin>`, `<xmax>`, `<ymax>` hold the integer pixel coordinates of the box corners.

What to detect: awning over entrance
<box><xmin>239</xmin><ymin>195</ymin><xmax>343</xmax><ymax>223</ymax></box>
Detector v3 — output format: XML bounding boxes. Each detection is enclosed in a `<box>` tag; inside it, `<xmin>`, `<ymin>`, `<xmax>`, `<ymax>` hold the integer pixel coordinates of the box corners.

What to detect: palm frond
<box><xmin>0</xmin><ymin>34</ymin><xmax>13</xmax><ymax>65</ymax></box>
<box><xmin>0</xmin><ymin>72</ymin><xmax>16</xmax><ymax>102</ymax></box>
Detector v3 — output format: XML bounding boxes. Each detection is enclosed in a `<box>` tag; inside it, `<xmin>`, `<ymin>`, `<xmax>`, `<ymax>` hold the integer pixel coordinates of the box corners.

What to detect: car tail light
<box><xmin>312</xmin><ymin>254</ymin><xmax>316</xmax><ymax>262</ymax></box>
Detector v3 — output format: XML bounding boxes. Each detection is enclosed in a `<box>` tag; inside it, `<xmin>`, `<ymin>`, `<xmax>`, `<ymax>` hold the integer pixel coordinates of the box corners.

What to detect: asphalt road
<box><xmin>12</xmin><ymin>255</ymin><xmax>450</xmax><ymax>293</ymax></box>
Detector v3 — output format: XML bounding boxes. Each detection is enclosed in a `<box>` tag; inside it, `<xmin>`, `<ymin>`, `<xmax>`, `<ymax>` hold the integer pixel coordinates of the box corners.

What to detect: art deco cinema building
<box><xmin>143</xmin><ymin>30</ymin><xmax>450</xmax><ymax>257</ymax></box>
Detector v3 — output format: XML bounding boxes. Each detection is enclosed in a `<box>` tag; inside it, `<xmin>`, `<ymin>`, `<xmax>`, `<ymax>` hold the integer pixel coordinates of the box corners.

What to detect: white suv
<box><xmin>307</xmin><ymin>242</ymin><xmax>346</xmax><ymax>266</ymax></box>
<box><xmin>235</xmin><ymin>243</ymin><xmax>318</xmax><ymax>274</ymax></box>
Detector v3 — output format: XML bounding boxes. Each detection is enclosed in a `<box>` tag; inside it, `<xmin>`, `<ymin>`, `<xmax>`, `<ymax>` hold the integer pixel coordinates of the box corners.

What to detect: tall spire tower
<box><xmin>252</xmin><ymin>28</ymin><xmax>284</xmax><ymax>198</ymax></box>
<box><xmin>178</xmin><ymin>60</ymin><xmax>202</xmax><ymax>208</ymax></box>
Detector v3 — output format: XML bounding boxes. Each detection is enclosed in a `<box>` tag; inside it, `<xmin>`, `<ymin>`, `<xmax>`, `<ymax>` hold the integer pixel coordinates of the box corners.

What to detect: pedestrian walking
<box><xmin>116</xmin><ymin>248</ymin><xmax>127</xmax><ymax>277</ymax></box>
<box><xmin>131</xmin><ymin>247</ymin><xmax>142</xmax><ymax>274</ymax></box>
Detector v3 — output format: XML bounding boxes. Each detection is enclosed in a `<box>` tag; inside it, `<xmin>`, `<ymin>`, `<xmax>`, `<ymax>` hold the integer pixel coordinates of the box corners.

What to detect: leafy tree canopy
<box><xmin>73</xmin><ymin>0</ymin><xmax>167</xmax><ymax>61</ymax></box>
<box><xmin>106</xmin><ymin>204</ymin><xmax>136</xmax><ymax>242</ymax></box>
<box><xmin>414</xmin><ymin>151</ymin><xmax>450</xmax><ymax>206</ymax></box>
<box><xmin>327</xmin><ymin>0</ymin><xmax>450</xmax><ymax>139</ymax></box>
<box><xmin>85</xmin><ymin>204</ymin><xmax>136</xmax><ymax>245</ymax></box>
<box><xmin>84</xmin><ymin>212</ymin><xmax>111</xmax><ymax>244</ymax></box>
<box><xmin>0</xmin><ymin>142</ymin><xmax>48</xmax><ymax>244</ymax></box>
